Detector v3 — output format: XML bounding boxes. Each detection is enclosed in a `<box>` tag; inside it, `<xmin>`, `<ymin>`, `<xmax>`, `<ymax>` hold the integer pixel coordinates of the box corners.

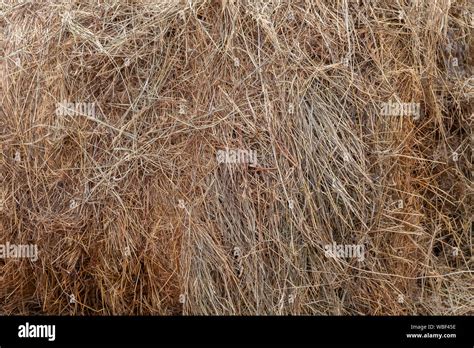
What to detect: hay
<box><xmin>1</xmin><ymin>0</ymin><xmax>472</xmax><ymax>315</ymax></box>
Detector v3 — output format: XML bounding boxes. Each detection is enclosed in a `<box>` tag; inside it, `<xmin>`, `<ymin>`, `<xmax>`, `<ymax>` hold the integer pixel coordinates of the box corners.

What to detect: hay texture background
<box><xmin>1</xmin><ymin>0</ymin><xmax>473</xmax><ymax>315</ymax></box>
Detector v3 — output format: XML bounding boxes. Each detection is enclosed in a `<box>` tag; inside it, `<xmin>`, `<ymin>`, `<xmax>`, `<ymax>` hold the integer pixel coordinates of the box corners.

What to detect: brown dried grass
<box><xmin>0</xmin><ymin>0</ymin><xmax>473</xmax><ymax>315</ymax></box>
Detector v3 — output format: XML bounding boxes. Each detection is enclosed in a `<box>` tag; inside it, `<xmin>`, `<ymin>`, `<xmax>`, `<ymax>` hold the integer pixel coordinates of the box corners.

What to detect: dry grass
<box><xmin>0</xmin><ymin>0</ymin><xmax>473</xmax><ymax>315</ymax></box>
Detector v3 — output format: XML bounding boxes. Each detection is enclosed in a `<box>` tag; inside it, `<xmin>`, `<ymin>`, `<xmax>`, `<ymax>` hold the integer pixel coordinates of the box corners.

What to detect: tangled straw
<box><xmin>0</xmin><ymin>0</ymin><xmax>472</xmax><ymax>315</ymax></box>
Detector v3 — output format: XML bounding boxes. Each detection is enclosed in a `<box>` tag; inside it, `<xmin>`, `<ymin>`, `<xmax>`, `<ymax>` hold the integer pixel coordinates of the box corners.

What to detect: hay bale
<box><xmin>1</xmin><ymin>0</ymin><xmax>472</xmax><ymax>315</ymax></box>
